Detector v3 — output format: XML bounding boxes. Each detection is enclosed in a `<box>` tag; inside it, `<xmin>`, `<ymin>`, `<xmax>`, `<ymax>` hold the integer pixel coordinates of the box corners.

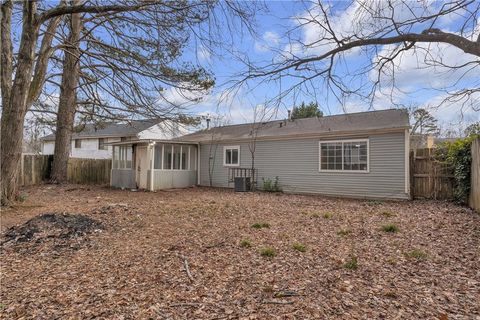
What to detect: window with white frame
<box><xmin>223</xmin><ymin>146</ymin><xmax>240</xmax><ymax>166</ymax></box>
<box><xmin>154</xmin><ymin>144</ymin><xmax>192</xmax><ymax>170</ymax></box>
<box><xmin>113</xmin><ymin>145</ymin><xmax>132</xmax><ymax>169</ymax></box>
<box><xmin>98</xmin><ymin>138</ymin><xmax>107</xmax><ymax>150</ymax></box>
<box><xmin>320</xmin><ymin>140</ymin><xmax>368</xmax><ymax>172</ymax></box>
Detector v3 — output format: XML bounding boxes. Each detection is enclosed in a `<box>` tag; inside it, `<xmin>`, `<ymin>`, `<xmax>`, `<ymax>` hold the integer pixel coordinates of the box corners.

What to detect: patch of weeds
<box><xmin>405</xmin><ymin>249</ymin><xmax>428</xmax><ymax>260</ymax></box>
<box><xmin>367</xmin><ymin>200</ymin><xmax>383</xmax><ymax>206</ymax></box>
<box><xmin>259</xmin><ymin>247</ymin><xmax>276</xmax><ymax>257</ymax></box>
<box><xmin>344</xmin><ymin>256</ymin><xmax>358</xmax><ymax>270</ymax></box>
<box><xmin>240</xmin><ymin>238</ymin><xmax>252</xmax><ymax>248</ymax></box>
<box><xmin>381</xmin><ymin>224</ymin><xmax>399</xmax><ymax>233</ymax></box>
<box><xmin>337</xmin><ymin>228</ymin><xmax>351</xmax><ymax>236</ymax></box>
<box><xmin>0</xmin><ymin>303</ymin><xmax>5</xmax><ymax>310</ymax></box>
<box><xmin>310</xmin><ymin>212</ymin><xmax>320</xmax><ymax>218</ymax></box>
<box><xmin>17</xmin><ymin>193</ymin><xmax>28</xmax><ymax>202</ymax></box>
<box><xmin>251</xmin><ymin>222</ymin><xmax>270</xmax><ymax>229</ymax></box>
<box><xmin>381</xmin><ymin>211</ymin><xmax>395</xmax><ymax>217</ymax></box>
<box><xmin>292</xmin><ymin>243</ymin><xmax>306</xmax><ymax>252</ymax></box>
<box><xmin>323</xmin><ymin>212</ymin><xmax>333</xmax><ymax>219</ymax></box>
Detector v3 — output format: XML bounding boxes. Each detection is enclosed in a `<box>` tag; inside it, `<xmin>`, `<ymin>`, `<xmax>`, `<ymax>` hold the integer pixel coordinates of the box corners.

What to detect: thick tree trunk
<box><xmin>51</xmin><ymin>2</ymin><xmax>82</xmax><ymax>183</ymax></box>
<box><xmin>1</xmin><ymin>2</ymin><xmax>40</xmax><ymax>205</ymax></box>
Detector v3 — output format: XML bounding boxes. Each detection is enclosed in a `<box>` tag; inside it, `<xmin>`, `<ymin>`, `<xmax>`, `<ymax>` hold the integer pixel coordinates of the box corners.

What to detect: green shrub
<box><xmin>435</xmin><ymin>135</ymin><xmax>477</xmax><ymax>204</ymax></box>
<box><xmin>251</xmin><ymin>222</ymin><xmax>270</xmax><ymax>229</ymax></box>
<box><xmin>262</xmin><ymin>176</ymin><xmax>282</xmax><ymax>192</ymax></box>
<box><xmin>260</xmin><ymin>247</ymin><xmax>276</xmax><ymax>257</ymax></box>
<box><xmin>344</xmin><ymin>256</ymin><xmax>358</xmax><ymax>270</ymax></box>
<box><xmin>240</xmin><ymin>239</ymin><xmax>252</xmax><ymax>248</ymax></box>
<box><xmin>323</xmin><ymin>212</ymin><xmax>333</xmax><ymax>219</ymax></box>
<box><xmin>381</xmin><ymin>224</ymin><xmax>399</xmax><ymax>233</ymax></box>
<box><xmin>292</xmin><ymin>243</ymin><xmax>306</xmax><ymax>252</ymax></box>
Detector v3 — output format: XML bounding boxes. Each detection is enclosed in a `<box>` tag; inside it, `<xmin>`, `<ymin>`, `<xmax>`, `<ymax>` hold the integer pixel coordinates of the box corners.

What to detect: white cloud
<box><xmin>254</xmin><ymin>31</ymin><xmax>281</xmax><ymax>53</ymax></box>
<box><xmin>197</xmin><ymin>45</ymin><xmax>211</xmax><ymax>63</ymax></box>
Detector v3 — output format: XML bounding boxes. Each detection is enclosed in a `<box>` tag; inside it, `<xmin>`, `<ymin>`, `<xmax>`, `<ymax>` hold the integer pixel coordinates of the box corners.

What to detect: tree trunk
<box><xmin>1</xmin><ymin>2</ymin><xmax>40</xmax><ymax>205</ymax></box>
<box><xmin>51</xmin><ymin>1</ymin><xmax>82</xmax><ymax>183</ymax></box>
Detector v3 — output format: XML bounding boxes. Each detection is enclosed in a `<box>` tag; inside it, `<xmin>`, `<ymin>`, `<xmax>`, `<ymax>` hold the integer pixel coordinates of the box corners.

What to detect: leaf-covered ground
<box><xmin>1</xmin><ymin>184</ymin><xmax>479</xmax><ymax>319</ymax></box>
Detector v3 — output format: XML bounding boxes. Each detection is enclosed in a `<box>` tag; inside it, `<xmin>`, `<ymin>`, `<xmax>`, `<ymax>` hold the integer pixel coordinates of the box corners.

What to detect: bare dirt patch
<box><xmin>1</xmin><ymin>184</ymin><xmax>479</xmax><ymax>319</ymax></box>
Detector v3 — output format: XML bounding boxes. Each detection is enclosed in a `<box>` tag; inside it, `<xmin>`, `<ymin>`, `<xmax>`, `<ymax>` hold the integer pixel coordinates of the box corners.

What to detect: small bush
<box><xmin>323</xmin><ymin>212</ymin><xmax>333</xmax><ymax>219</ymax></box>
<box><xmin>251</xmin><ymin>222</ymin><xmax>270</xmax><ymax>229</ymax></box>
<box><xmin>344</xmin><ymin>256</ymin><xmax>358</xmax><ymax>270</ymax></box>
<box><xmin>260</xmin><ymin>247</ymin><xmax>276</xmax><ymax>257</ymax></box>
<box><xmin>435</xmin><ymin>135</ymin><xmax>477</xmax><ymax>204</ymax></box>
<box><xmin>405</xmin><ymin>249</ymin><xmax>428</xmax><ymax>260</ymax></box>
<box><xmin>337</xmin><ymin>228</ymin><xmax>351</xmax><ymax>236</ymax></box>
<box><xmin>240</xmin><ymin>239</ymin><xmax>252</xmax><ymax>248</ymax></box>
<box><xmin>311</xmin><ymin>212</ymin><xmax>320</xmax><ymax>218</ymax></box>
<box><xmin>381</xmin><ymin>224</ymin><xmax>399</xmax><ymax>233</ymax></box>
<box><xmin>292</xmin><ymin>243</ymin><xmax>306</xmax><ymax>252</ymax></box>
<box><xmin>262</xmin><ymin>176</ymin><xmax>282</xmax><ymax>192</ymax></box>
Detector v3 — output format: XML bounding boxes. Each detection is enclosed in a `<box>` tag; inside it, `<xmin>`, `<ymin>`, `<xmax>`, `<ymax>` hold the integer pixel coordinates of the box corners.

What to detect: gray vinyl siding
<box><xmin>199</xmin><ymin>131</ymin><xmax>408</xmax><ymax>199</ymax></box>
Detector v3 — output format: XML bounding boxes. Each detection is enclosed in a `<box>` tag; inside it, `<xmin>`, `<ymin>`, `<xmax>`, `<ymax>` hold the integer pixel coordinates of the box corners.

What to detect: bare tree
<box><xmin>238</xmin><ymin>0</ymin><xmax>480</xmax><ymax>113</ymax></box>
<box><xmin>1</xmin><ymin>0</ymin><xmax>172</xmax><ymax>204</ymax></box>
<box><xmin>1</xmin><ymin>0</ymin><xmax>260</xmax><ymax>203</ymax></box>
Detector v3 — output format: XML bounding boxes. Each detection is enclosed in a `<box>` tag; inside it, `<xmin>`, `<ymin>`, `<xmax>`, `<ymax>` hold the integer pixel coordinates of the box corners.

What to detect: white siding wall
<box><xmin>42</xmin><ymin>141</ymin><xmax>55</xmax><ymax>155</ymax></box>
<box><xmin>138</xmin><ymin>121</ymin><xmax>191</xmax><ymax>140</ymax></box>
<box><xmin>199</xmin><ymin>131</ymin><xmax>409</xmax><ymax>200</ymax></box>
<box><xmin>42</xmin><ymin>137</ymin><xmax>122</xmax><ymax>159</ymax></box>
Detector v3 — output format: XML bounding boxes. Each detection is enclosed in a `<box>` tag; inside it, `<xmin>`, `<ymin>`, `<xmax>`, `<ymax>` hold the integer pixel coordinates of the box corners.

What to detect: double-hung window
<box><xmin>319</xmin><ymin>139</ymin><xmax>369</xmax><ymax>172</ymax></box>
<box><xmin>223</xmin><ymin>146</ymin><xmax>240</xmax><ymax>166</ymax></box>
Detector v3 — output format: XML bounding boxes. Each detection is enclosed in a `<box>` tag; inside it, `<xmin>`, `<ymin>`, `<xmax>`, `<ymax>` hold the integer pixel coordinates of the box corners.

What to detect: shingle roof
<box><xmin>178</xmin><ymin>109</ymin><xmax>409</xmax><ymax>142</ymax></box>
<box><xmin>41</xmin><ymin>119</ymin><xmax>159</xmax><ymax>141</ymax></box>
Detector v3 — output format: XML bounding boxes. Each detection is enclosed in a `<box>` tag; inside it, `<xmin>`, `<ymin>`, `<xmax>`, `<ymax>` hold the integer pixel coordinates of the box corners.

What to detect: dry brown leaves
<box><xmin>1</xmin><ymin>184</ymin><xmax>479</xmax><ymax>319</ymax></box>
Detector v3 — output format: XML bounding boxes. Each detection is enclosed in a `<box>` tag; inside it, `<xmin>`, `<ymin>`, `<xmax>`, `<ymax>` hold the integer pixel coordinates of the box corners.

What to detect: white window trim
<box><xmin>318</xmin><ymin>139</ymin><xmax>370</xmax><ymax>173</ymax></box>
<box><xmin>223</xmin><ymin>145</ymin><xmax>240</xmax><ymax>167</ymax></box>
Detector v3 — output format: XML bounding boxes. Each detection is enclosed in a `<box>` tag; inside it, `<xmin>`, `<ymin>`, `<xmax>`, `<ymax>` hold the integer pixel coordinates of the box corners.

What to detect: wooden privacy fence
<box><xmin>67</xmin><ymin>158</ymin><xmax>112</xmax><ymax>185</ymax></box>
<box><xmin>410</xmin><ymin>148</ymin><xmax>455</xmax><ymax>200</ymax></box>
<box><xmin>19</xmin><ymin>155</ymin><xmax>111</xmax><ymax>186</ymax></box>
<box><xmin>470</xmin><ymin>138</ymin><xmax>480</xmax><ymax>213</ymax></box>
<box><xmin>19</xmin><ymin>154</ymin><xmax>53</xmax><ymax>186</ymax></box>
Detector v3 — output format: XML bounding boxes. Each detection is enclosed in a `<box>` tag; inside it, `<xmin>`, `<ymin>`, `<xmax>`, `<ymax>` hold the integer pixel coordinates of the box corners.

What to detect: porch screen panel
<box><xmin>190</xmin><ymin>146</ymin><xmax>197</xmax><ymax>170</ymax></box>
<box><xmin>113</xmin><ymin>146</ymin><xmax>120</xmax><ymax>169</ymax></box>
<box><xmin>173</xmin><ymin>145</ymin><xmax>181</xmax><ymax>169</ymax></box>
<box><xmin>154</xmin><ymin>145</ymin><xmax>162</xmax><ymax>169</ymax></box>
<box><xmin>125</xmin><ymin>146</ymin><xmax>132</xmax><ymax>168</ymax></box>
<box><xmin>181</xmin><ymin>146</ymin><xmax>188</xmax><ymax>170</ymax></box>
<box><xmin>164</xmin><ymin>145</ymin><xmax>172</xmax><ymax>169</ymax></box>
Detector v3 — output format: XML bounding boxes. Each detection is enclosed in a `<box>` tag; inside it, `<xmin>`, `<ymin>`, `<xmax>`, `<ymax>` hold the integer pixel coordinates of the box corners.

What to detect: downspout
<box><xmin>150</xmin><ymin>141</ymin><xmax>156</xmax><ymax>191</ymax></box>
<box><xmin>197</xmin><ymin>142</ymin><xmax>201</xmax><ymax>186</ymax></box>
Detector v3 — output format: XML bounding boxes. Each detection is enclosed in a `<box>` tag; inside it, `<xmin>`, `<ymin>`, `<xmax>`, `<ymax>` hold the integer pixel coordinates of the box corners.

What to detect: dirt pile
<box><xmin>1</xmin><ymin>213</ymin><xmax>103</xmax><ymax>250</ymax></box>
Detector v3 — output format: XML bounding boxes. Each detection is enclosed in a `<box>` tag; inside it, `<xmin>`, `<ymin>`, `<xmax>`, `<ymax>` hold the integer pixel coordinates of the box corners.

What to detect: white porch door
<box><xmin>136</xmin><ymin>146</ymin><xmax>149</xmax><ymax>189</ymax></box>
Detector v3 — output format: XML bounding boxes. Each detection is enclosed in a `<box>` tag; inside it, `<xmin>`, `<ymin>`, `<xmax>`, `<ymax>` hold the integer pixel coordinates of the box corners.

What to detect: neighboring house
<box><xmin>41</xmin><ymin>119</ymin><xmax>189</xmax><ymax>159</ymax></box>
<box><xmin>109</xmin><ymin>109</ymin><xmax>411</xmax><ymax>200</ymax></box>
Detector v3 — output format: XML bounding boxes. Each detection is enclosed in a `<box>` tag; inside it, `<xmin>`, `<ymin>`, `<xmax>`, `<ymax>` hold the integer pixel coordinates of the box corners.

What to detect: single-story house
<box><xmin>109</xmin><ymin>109</ymin><xmax>411</xmax><ymax>200</ymax></box>
<box><xmin>41</xmin><ymin>119</ymin><xmax>189</xmax><ymax>159</ymax></box>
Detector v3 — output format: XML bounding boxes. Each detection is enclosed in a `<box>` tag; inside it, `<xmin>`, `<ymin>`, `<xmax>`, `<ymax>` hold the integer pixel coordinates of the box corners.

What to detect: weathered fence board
<box><xmin>67</xmin><ymin>158</ymin><xmax>111</xmax><ymax>185</ymax></box>
<box><xmin>470</xmin><ymin>138</ymin><xmax>480</xmax><ymax>213</ymax></box>
<box><xmin>19</xmin><ymin>155</ymin><xmax>111</xmax><ymax>186</ymax></box>
<box><xmin>410</xmin><ymin>148</ymin><xmax>454</xmax><ymax>200</ymax></box>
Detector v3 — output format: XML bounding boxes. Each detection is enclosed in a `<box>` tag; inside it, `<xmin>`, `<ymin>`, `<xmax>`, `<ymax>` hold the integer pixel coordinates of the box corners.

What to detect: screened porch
<box><xmin>110</xmin><ymin>140</ymin><xmax>198</xmax><ymax>191</ymax></box>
